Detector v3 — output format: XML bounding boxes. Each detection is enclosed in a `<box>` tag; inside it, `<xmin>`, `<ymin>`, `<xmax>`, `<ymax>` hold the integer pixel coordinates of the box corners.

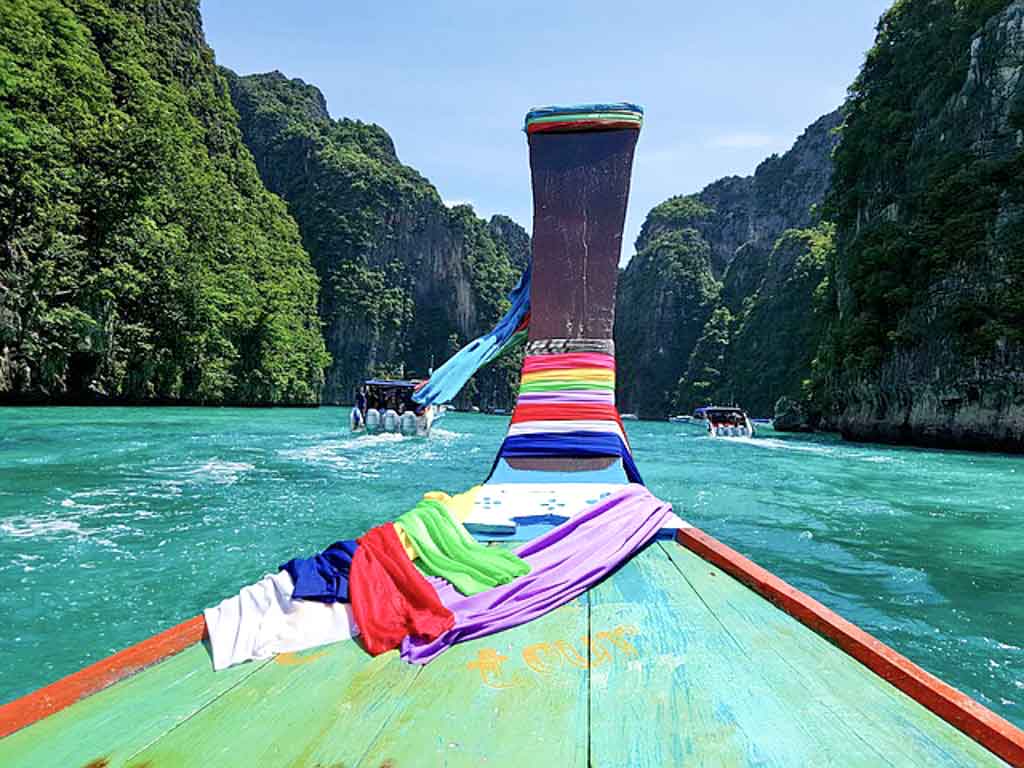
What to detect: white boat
<box><xmin>350</xmin><ymin>379</ymin><xmax>439</xmax><ymax>437</ymax></box>
<box><xmin>692</xmin><ymin>406</ymin><xmax>755</xmax><ymax>438</ymax></box>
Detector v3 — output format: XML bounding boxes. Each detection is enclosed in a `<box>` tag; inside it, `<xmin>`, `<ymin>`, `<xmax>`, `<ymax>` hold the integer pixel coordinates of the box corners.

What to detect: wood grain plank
<box><xmin>661</xmin><ymin>542</ymin><xmax>1008</xmax><ymax>767</ymax></box>
<box><xmin>356</xmin><ymin>595</ymin><xmax>591</xmax><ymax>768</ymax></box>
<box><xmin>588</xmin><ymin>543</ymin><xmax>866</xmax><ymax>767</ymax></box>
<box><xmin>0</xmin><ymin>615</ymin><xmax>205</xmax><ymax>738</ymax></box>
<box><xmin>121</xmin><ymin>638</ymin><xmax>418</xmax><ymax>767</ymax></box>
<box><xmin>676</xmin><ymin>527</ymin><xmax>1023</xmax><ymax>766</ymax></box>
<box><xmin>0</xmin><ymin>643</ymin><xmax>267</xmax><ymax>768</ymax></box>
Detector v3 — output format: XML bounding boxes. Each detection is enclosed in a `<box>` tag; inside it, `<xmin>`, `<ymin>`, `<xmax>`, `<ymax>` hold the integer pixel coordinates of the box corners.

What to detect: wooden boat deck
<box><xmin>0</xmin><ymin>541</ymin><xmax>1008</xmax><ymax>767</ymax></box>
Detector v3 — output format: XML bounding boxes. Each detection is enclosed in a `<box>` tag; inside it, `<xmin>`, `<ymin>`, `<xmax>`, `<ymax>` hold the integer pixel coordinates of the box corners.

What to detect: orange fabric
<box><xmin>349</xmin><ymin>523</ymin><xmax>454</xmax><ymax>655</ymax></box>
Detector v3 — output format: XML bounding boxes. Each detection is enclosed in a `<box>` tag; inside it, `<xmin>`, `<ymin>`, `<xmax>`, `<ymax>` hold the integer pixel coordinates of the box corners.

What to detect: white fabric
<box><xmin>506</xmin><ymin>419</ymin><xmax>627</xmax><ymax>442</ymax></box>
<box><xmin>203</xmin><ymin>570</ymin><xmax>358</xmax><ymax>671</ymax></box>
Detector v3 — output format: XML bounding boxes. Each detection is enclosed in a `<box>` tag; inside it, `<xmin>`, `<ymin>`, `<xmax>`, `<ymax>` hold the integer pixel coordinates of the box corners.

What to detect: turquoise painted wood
<box><xmin>589</xmin><ymin>543</ymin><xmax>875</xmax><ymax>767</ymax></box>
<box><xmin>358</xmin><ymin>595</ymin><xmax>590</xmax><ymax>767</ymax></box>
<box><xmin>0</xmin><ymin>644</ymin><xmax>269</xmax><ymax>768</ymax></box>
<box><xmin>656</xmin><ymin>543</ymin><xmax>1007</xmax><ymax>767</ymax></box>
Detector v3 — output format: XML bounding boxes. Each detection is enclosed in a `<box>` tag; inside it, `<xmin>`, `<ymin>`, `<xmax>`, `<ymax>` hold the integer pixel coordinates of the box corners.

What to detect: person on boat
<box><xmin>355</xmin><ymin>386</ymin><xmax>367</xmax><ymax>416</ymax></box>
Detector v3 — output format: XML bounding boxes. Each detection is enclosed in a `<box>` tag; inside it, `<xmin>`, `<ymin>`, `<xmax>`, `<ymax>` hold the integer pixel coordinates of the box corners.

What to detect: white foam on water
<box><xmin>1</xmin><ymin>517</ymin><xmax>93</xmax><ymax>540</ymax></box>
<box><xmin>735</xmin><ymin>437</ymin><xmax>837</xmax><ymax>456</ymax></box>
<box><xmin>185</xmin><ymin>460</ymin><xmax>255</xmax><ymax>485</ymax></box>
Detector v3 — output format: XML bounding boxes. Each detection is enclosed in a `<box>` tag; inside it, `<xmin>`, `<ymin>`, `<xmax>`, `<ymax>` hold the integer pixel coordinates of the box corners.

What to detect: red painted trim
<box><xmin>0</xmin><ymin>615</ymin><xmax>205</xmax><ymax>739</ymax></box>
<box><xmin>675</xmin><ymin>527</ymin><xmax>1024</xmax><ymax>767</ymax></box>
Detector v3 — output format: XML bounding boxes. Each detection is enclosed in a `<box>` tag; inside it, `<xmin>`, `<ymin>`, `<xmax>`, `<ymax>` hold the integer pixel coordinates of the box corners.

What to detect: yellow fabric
<box><xmin>521</xmin><ymin>369</ymin><xmax>613</xmax><ymax>384</ymax></box>
<box><xmin>393</xmin><ymin>487</ymin><xmax>482</xmax><ymax>561</ymax></box>
<box><xmin>423</xmin><ymin>485</ymin><xmax>480</xmax><ymax>523</ymax></box>
<box><xmin>392</xmin><ymin>521</ymin><xmax>419</xmax><ymax>560</ymax></box>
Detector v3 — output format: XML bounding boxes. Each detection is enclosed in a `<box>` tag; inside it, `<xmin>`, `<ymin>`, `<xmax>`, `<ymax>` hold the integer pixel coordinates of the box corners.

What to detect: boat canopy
<box><xmin>693</xmin><ymin>406</ymin><xmax>747</xmax><ymax>419</ymax></box>
<box><xmin>363</xmin><ymin>379</ymin><xmax>422</xmax><ymax>389</ymax></box>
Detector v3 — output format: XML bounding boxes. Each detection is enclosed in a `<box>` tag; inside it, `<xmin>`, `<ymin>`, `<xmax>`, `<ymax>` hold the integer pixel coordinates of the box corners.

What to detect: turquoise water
<box><xmin>0</xmin><ymin>408</ymin><xmax>1021</xmax><ymax>727</ymax></box>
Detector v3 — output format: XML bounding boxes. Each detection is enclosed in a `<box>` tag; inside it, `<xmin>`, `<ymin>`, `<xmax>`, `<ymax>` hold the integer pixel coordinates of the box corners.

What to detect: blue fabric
<box><xmin>490</xmin><ymin>431</ymin><xmax>644</xmax><ymax>486</ymax></box>
<box><xmin>413</xmin><ymin>262</ymin><xmax>531</xmax><ymax>406</ymax></box>
<box><xmin>525</xmin><ymin>103</ymin><xmax>644</xmax><ymax>121</ymax></box>
<box><xmin>280</xmin><ymin>539</ymin><xmax>359</xmax><ymax>603</ymax></box>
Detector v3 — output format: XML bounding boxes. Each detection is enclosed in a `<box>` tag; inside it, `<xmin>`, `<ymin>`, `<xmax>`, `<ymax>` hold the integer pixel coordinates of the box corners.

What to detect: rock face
<box><xmin>773</xmin><ymin>396</ymin><xmax>813</xmax><ymax>432</ymax></box>
<box><xmin>226</xmin><ymin>71</ymin><xmax>529</xmax><ymax>405</ymax></box>
<box><xmin>616</xmin><ymin>112</ymin><xmax>840</xmax><ymax>418</ymax></box>
<box><xmin>817</xmin><ymin>0</ymin><xmax>1024</xmax><ymax>451</ymax></box>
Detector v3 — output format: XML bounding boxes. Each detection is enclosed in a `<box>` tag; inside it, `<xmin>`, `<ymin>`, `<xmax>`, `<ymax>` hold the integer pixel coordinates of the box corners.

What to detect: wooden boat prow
<box><xmin>2</xmin><ymin>103</ymin><xmax>1023</xmax><ymax>768</ymax></box>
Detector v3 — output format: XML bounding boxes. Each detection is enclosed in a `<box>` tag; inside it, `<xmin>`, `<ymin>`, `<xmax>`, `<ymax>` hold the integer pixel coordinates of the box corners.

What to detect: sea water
<box><xmin>0</xmin><ymin>408</ymin><xmax>1020</xmax><ymax>727</ymax></box>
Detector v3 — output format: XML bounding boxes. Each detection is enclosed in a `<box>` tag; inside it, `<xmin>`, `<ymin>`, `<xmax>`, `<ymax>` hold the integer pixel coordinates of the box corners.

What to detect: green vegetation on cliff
<box><xmin>0</xmin><ymin>0</ymin><xmax>328</xmax><ymax>404</ymax></box>
<box><xmin>226</xmin><ymin>70</ymin><xmax>527</xmax><ymax>406</ymax></box>
<box><xmin>821</xmin><ymin>0</ymin><xmax>1021</xmax><ymax>377</ymax></box>
<box><xmin>616</xmin><ymin>198</ymin><xmax>720</xmax><ymax>417</ymax></box>
<box><xmin>616</xmin><ymin>112</ymin><xmax>839</xmax><ymax>419</ymax></box>
<box><xmin>677</xmin><ymin>224</ymin><xmax>833</xmax><ymax>415</ymax></box>
<box><xmin>815</xmin><ymin>0</ymin><xmax>1024</xmax><ymax>448</ymax></box>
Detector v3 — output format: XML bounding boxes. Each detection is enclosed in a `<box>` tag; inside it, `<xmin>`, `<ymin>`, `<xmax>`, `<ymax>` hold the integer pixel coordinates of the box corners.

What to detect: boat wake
<box><xmin>717</xmin><ymin>436</ymin><xmax>838</xmax><ymax>456</ymax></box>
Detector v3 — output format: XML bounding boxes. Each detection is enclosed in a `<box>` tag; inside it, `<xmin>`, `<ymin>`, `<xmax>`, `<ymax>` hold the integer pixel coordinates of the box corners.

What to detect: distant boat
<box><xmin>668</xmin><ymin>414</ymin><xmax>692</xmax><ymax>424</ymax></box>
<box><xmin>693</xmin><ymin>405</ymin><xmax>755</xmax><ymax>438</ymax></box>
<box><xmin>621</xmin><ymin>413</ymin><xmax>639</xmax><ymax>421</ymax></box>
<box><xmin>350</xmin><ymin>379</ymin><xmax>440</xmax><ymax>437</ymax></box>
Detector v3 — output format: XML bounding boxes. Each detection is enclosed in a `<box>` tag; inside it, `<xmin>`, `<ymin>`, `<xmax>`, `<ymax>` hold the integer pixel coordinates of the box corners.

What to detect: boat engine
<box><xmin>399</xmin><ymin>411</ymin><xmax>418</xmax><ymax>437</ymax></box>
<box><xmin>365</xmin><ymin>408</ymin><xmax>381</xmax><ymax>432</ymax></box>
<box><xmin>383</xmin><ymin>409</ymin><xmax>400</xmax><ymax>433</ymax></box>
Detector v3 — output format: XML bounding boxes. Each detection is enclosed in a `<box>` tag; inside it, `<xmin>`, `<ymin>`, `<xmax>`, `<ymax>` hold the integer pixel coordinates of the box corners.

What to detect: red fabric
<box><xmin>510</xmin><ymin>403</ymin><xmax>623</xmax><ymax>427</ymax></box>
<box><xmin>521</xmin><ymin>353</ymin><xmax>615</xmax><ymax>373</ymax></box>
<box><xmin>349</xmin><ymin>523</ymin><xmax>455</xmax><ymax>655</ymax></box>
<box><xmin>527</xmin><ymin>119</ymin><xmax>641</xmax><ymax>134</ymax></box>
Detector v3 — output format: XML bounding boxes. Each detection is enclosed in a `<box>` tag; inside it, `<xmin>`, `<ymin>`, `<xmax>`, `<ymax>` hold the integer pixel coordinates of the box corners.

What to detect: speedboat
<box><xmin>693</xmin><ymin>405</ymin><xmax>755</xmax><ymax>438</ymax></box>
<box><xmin>350</xmin><ymin>379</ymin><xmax>440</xmax><ymax>437</ymax></box>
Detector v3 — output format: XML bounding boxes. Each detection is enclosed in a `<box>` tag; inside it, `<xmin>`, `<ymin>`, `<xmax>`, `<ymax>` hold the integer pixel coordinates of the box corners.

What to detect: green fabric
<box><xmin>527</xmin><ymin>112</ymin><xmax>642</xmax><ymax>125</ymax></box>
<box><xmin>396</xmin><ymin>500</ymin><xmax>530</xmax><ymax>595</ymax></box>
<box><xmin>519</xmin><ymin>379</ymin><xmax>617</xmax><ymax>393</ymax></box>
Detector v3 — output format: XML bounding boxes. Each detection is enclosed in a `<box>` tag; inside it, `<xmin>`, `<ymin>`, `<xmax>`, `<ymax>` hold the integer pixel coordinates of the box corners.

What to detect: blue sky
<box><xmin>201</xmin><ymin>1</ymin><xmax>891</xmax><ymax>262</ymax></box>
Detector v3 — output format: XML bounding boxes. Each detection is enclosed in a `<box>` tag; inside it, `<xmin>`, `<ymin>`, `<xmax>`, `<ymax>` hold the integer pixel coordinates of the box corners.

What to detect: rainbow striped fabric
<box><xmin>524</xmin><ymin>103</ymin><xmax>643</xmax><ymax>135</ymax></box>
<box><xmin>490</xmin><ymin>346</ymin><xmax>643</xmax><ymax>484</ymax></box>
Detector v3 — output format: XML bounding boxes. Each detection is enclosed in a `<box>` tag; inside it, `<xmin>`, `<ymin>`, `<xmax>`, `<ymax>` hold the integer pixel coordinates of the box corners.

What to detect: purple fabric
<box><xmin>399</xmin><ymin>484</ymin><xmax>672</xmax><ymax>664</ymax></box>
<box><xmin>515</xmin><ymin>390</ymin><xmax>614</xmax><ymax>404</ymax></box>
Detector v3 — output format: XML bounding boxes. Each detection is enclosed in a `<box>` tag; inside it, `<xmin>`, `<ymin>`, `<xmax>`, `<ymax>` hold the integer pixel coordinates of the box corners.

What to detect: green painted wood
<box><xmin>0</xmin><ymin>644</ymin><xmax>268</xmax><ymax>768</ymax></box>
<box><xmin>659</xmin><ymin>543</ymin><xmax>1008</xmax><ymax>767</ymax></box>
<box><xmin>588</xmin><ymin>543</ymin><xmax>880</xmax><ymax>767</ymax></box>
<box><xmin>356</xmin><ymin>594</ymin><xmax>591</xmax><ymax>768</ymax></box>
<box><xmin>123</xmin><ymin>639</ymin><xmax>418</xmax><ymax>767</ymax></box>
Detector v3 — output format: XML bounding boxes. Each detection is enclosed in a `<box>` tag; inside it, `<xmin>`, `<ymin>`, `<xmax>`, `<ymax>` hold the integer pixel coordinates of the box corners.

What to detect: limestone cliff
<box><xmin>616</xmin><ymin>112</ymin><xmax>840</xmax><ymax>418</ymax></box>
<box><xmin>225</xmin><ymin>71</ymin><xmax>529</xmax><ymax>405</ymax></box>
<box><xmin>817</xmin><ymin>0</ymin><xmax>1024</xmax><ymax>450</ymax></box>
